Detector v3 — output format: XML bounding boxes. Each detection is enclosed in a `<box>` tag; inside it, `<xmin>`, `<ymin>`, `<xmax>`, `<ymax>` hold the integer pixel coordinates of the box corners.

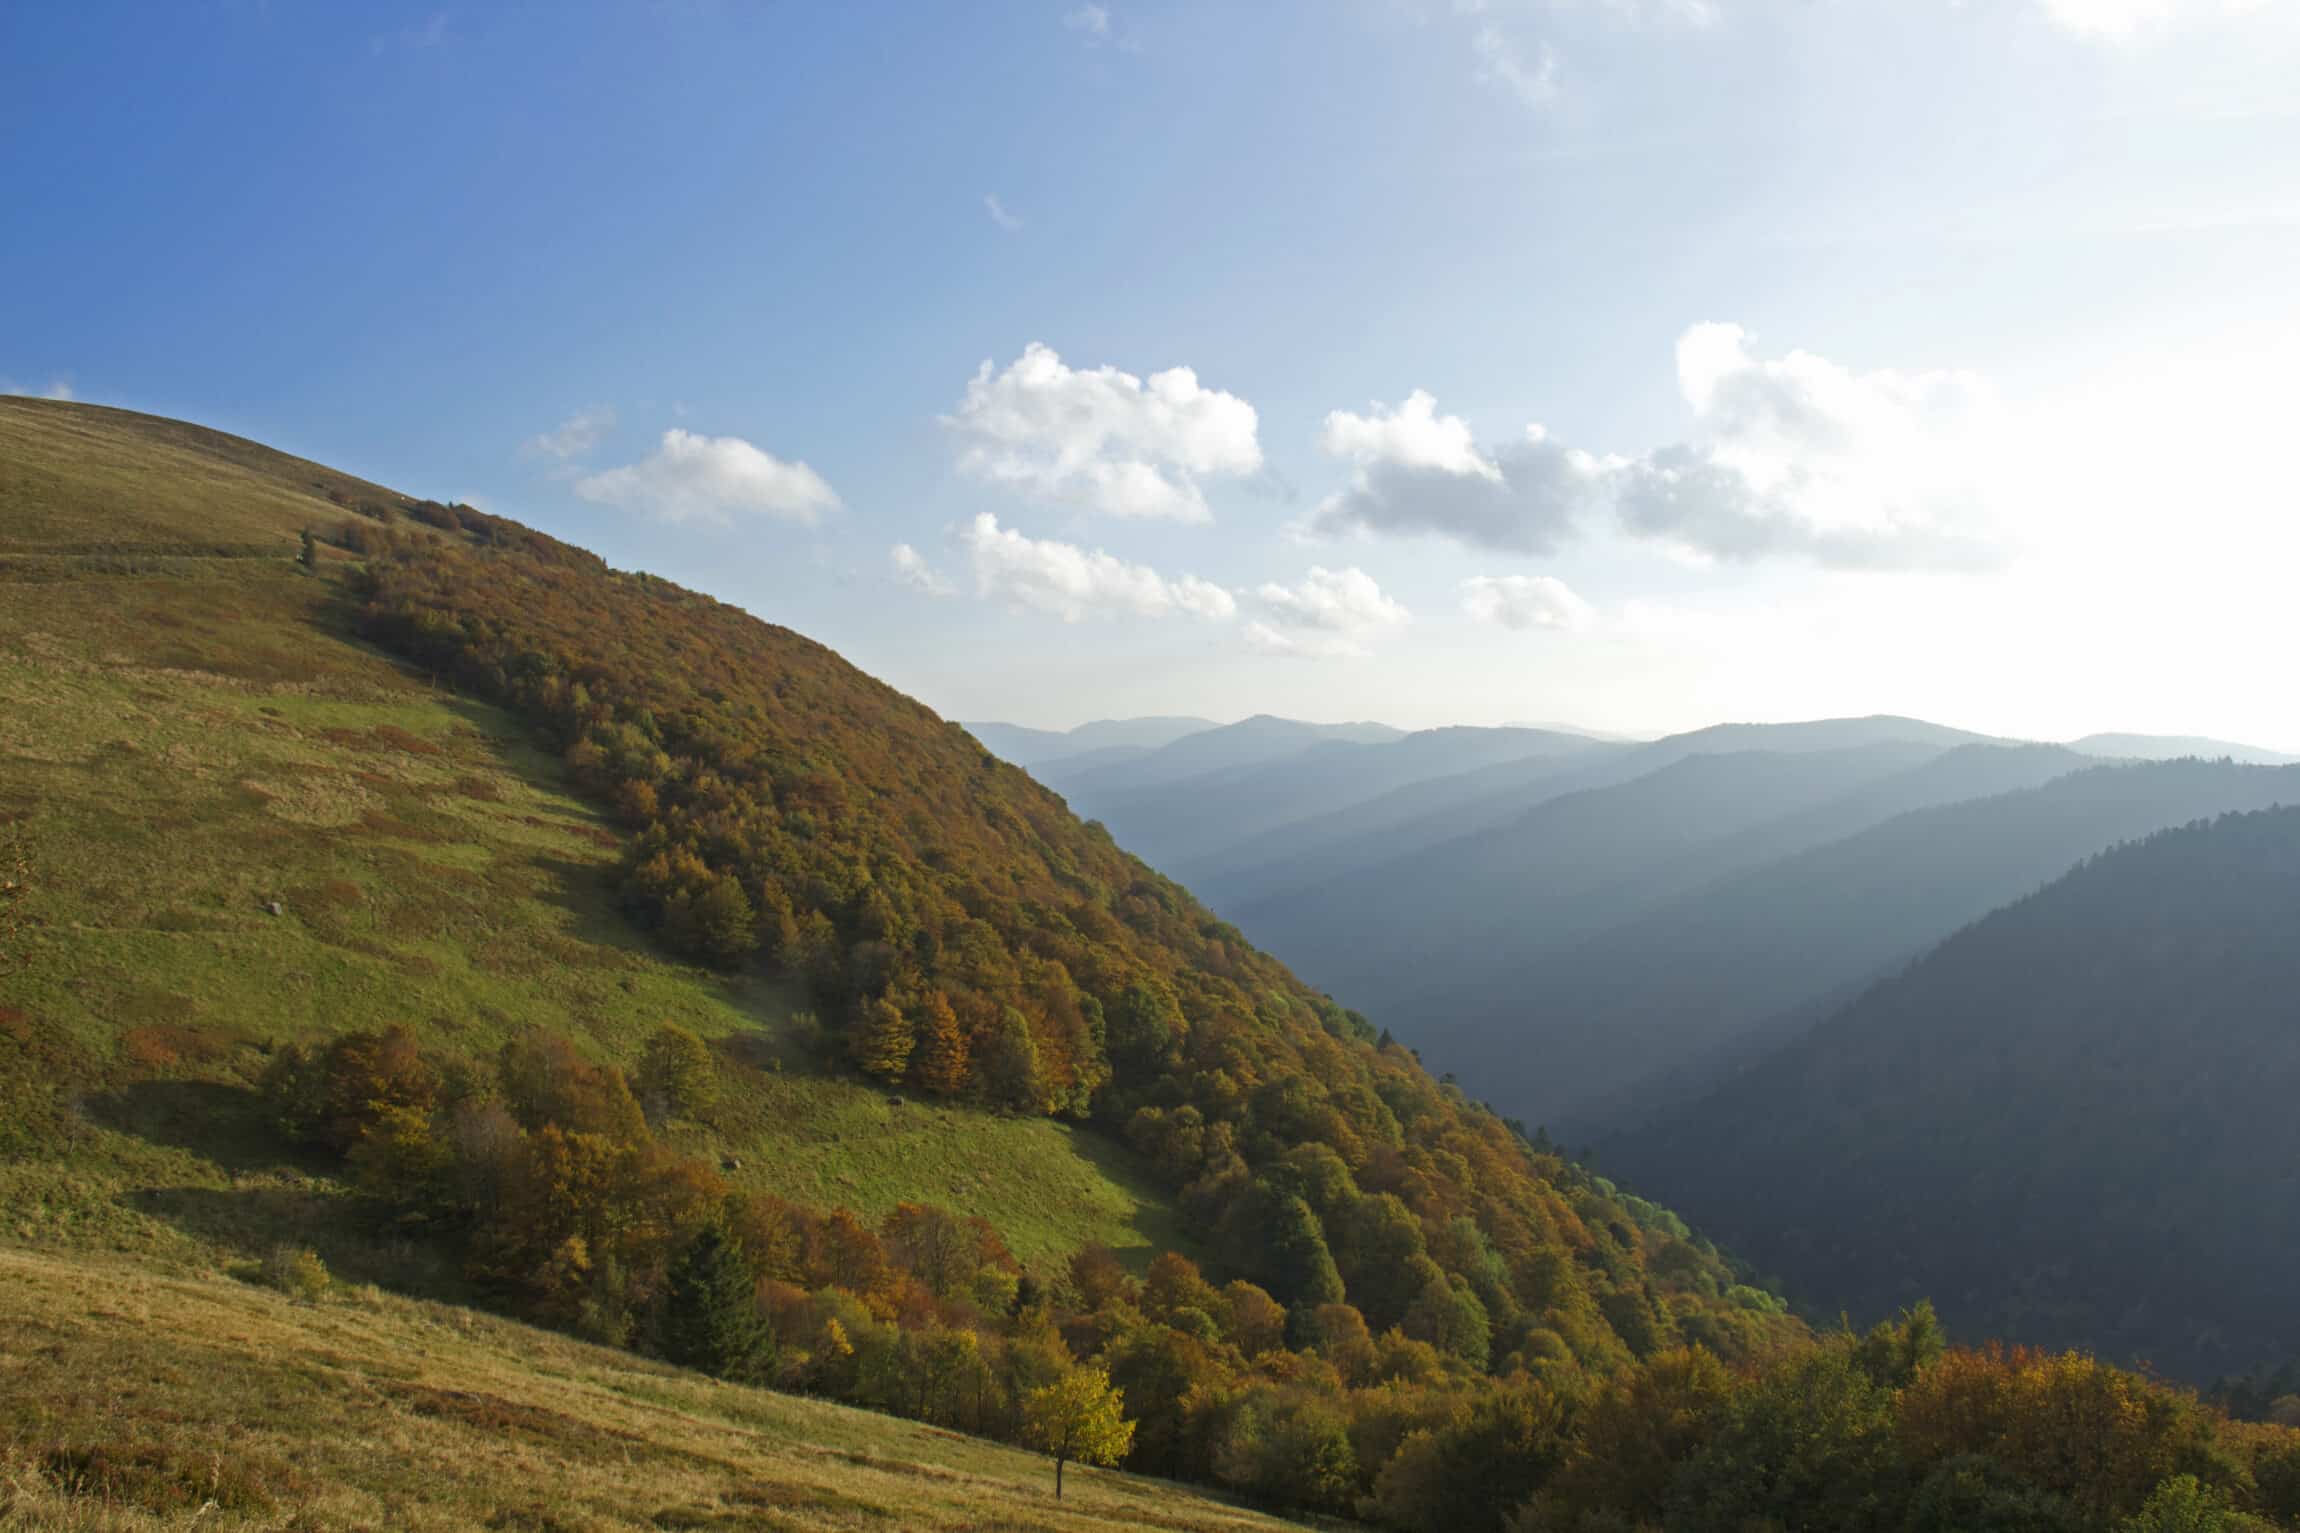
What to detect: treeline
<box><xmin>269</xmin><ymin>1022</ymin><xmax>2300</xmax><ymax>1529</ymax></box>
<box><xmin>339</xmin><ymin>518</ymin><xmax>1799</xmax><ymax>1376</ymax></box>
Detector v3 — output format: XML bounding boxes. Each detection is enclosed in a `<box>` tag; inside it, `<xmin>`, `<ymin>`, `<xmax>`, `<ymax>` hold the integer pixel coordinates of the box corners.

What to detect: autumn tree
<box><xmin>908</xmin><ymin>990</ymin><xmax>968</xmax><ymax>1095</ymax></box>
<box><xmin>497</xmin><ymin>1030</ymin><xmax>648</xmax><ymax>1142</ymax></box>
<box><xmin>849</xmin><ymin>997</ymin><xmax>915</xmax><ymax>1083</ymax></box>
<box><xmin>1023</xmin><ymin>1365</ymin><xmax>1135</xmax><ymax>1499</ymax></box>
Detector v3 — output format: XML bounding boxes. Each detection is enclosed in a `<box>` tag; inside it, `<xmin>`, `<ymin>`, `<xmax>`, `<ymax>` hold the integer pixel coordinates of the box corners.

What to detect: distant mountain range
<box><xmin>971</xmin><ymin>712</ymin><xmax>2300</xmax><ymax>1150</ymax></box>
<box><xmin>1606</xmin><ymin>805</ymin><xmax>2300</xmax><ymax>1380</ymax></box>
<box><xmin>2067</xmin><ymin>732</ymin><xmax>2298</xmax><ymax>766</ymax></box>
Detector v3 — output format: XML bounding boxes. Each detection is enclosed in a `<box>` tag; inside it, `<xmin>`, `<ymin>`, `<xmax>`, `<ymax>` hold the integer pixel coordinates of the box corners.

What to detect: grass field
<box><xmin>0</xmin><ymin>1245</ymin><xmax>1329</xmax><ymax>1531</ymax></box>
<box><xmin>0</xmin><ymin>396</ymin><xmax>1186</xmax><ymax>1280</ymax></box>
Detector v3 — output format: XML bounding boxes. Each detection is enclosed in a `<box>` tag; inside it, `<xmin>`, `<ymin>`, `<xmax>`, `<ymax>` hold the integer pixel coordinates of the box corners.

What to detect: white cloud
<box><xmin>521</xmin><ymin>406</ymin><xmax>616</xmax><ymax>461</ymax></box>
<box><xmin>945</xmin><ymin>342</ymin><xmax>1263</xmax><ymax>522</ymax></box>
<box><xmin>1321</xmin><ymin>390</ymin><xmax>1495</xmax><ymax>478</ymax></box>
<box><xmin>1614</xmin><ymin>322</ymin><xmax>2000</xmax><ymax>570</ymax></box>
<box><xmin>984</xmin><ymin>194</ymin><xmax>1023</xmax><ymax>233</ymax></box>
<box><xmin>1311</xmin><ymin>325</ymin><xmax>2003</xmax><ymax>571</ymax></box>
<box><xmin>1462</xmin><ymin>573</ymin><xmax>1595</xmax><ymax>631</ymax></box>
<box><xmin>890</xmin><ymin>543</ymin><xmax>956</xmax><ymax>597</ymax></box>
<box><xmin>1472</xmin><ymin>26</ymin><xmax>1559</xmax><ymax>109</ymax></box>
<box><xmin>955</xmin><ymin>513</ymin><xmax>1235</xmax><ymax>622</ymax></box>
<box><xmin>1065</xmin><ymin>4</ymin><xmax>1112</xmax><ymax>40</ymax></box>
<box><xmin>2035</xmin><ymin>0</ymin><xmax>2267</xmax><ymax>42</ymax></box>
<box><xmin>1245</xmin><ymin>566</ymin><xmax>1410</xmax><ymax>658</ymax></box>
<box><xmin>574</xmin><ymin>429</ymin><xmax>839</xmax><ymax>526</ymax></box>
<box><xmin>1309</xmin><ymin>395</ymin><xmax>1613</xmax><ymax>554</ymax></box>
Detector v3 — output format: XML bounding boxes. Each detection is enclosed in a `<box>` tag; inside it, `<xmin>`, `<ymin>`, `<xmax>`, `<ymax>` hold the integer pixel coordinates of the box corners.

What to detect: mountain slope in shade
<box><xmin>1445</xmin><ymin>757</ymin><xmax>2300</xmax><ymax>1138</ymax></box>
<box><xmin>2069</xmin><ymin>732</ymin><xmax>2298</xmax><ymax>767</ymax></box>
<box><xmin>1226</xmin><ymin>736</ymin><xmax>1977</xmax><ymax>1026</ymax></box>
<box><xmin>1607</xmin><ymin>806</ymin><xmax>2300</xmax><ymax>1381</ymax></box>
<box><xmin>1197</xmin><ymin>716</ymin><xmax>2003</xmax><ymax>925</ymax></box>
<box><xmin>1173</xmin><ymin>745</ymin><xmax>1638</xmax><ymax>911</ymax></box>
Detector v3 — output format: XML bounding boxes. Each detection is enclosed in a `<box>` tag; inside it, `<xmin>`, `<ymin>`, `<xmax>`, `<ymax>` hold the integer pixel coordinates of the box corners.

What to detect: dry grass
<box><xmin>0</xmin><ymin>1246</ymin><xmax>1330</xmax><ymax>1531</ymax></box>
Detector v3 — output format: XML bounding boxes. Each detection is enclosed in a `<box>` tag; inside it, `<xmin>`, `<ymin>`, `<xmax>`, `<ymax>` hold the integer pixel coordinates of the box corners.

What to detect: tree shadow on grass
<box><xmin>121</xmin><ymin>1182</ymin><xmax>468</xmax><ymax>1300</ymax></box>
<box><xmin>86</xmin><ymin>1077</ymin><xmax>471</xmax><ymax>1301</ymax></box>
<box><xmin>85</xmin><ymin>1078</ymin><xmax>303</xmax><ymax>1177</ymax></box>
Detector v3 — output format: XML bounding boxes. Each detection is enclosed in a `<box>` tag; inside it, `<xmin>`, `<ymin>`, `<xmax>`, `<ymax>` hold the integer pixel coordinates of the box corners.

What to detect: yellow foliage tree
<box><xmin>1023</xmin><ymin>1365</ymin><xmax>1135</xmax><ymax>1500</ymax></box>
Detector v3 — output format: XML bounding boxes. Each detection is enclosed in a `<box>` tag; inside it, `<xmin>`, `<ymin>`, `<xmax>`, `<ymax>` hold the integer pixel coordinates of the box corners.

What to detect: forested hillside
<box><xmin>1610</xmin><ymin>807</ymin><xmax>2300</xmax><ymax>1381</ymax></box>
<box><xmin>9</xmin><ymin>397</ymin><xmax>2300</xmax><ymax>1531</ymax></box>
<box><xmin>1440</xmin><ymin>756</ymin><xmax>2300</xmax><ymax>1136</ymax></box>
<box><xmin>3</xmin><ymin>397</ymin><xmax>1796</xmax><ymax>1524</ymax></box>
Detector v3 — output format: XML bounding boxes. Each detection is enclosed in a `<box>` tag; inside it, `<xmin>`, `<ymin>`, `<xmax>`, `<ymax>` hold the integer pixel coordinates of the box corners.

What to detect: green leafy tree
<box><xmin>635</xmin><ymin>1024</ymin><xmax>717</xmax><ymax>1123</ymax></box>
<box><xmin>978</xmin><ymin>1008</ymin><xmax>1048</xmax><ymax>1113</ymax></box>
<box><xmin>2118</xmin><ymin>1475</ymin><xmax>2278</xmax><ymax>1533</ymax></box>
<box><xmin>666</xmin><ymin>874</ymin><xmax>757</xmax><ymax>968</ymax></box>
<box><xmin>1023</xmin><ymin>1365</ymin><xmax>1135</xmax><ymax>1499</ymax></box>
<box><xmin>661</xmin><ymin>1223</ymin><xmax>771</xmax><ymax>1381</ymax></box>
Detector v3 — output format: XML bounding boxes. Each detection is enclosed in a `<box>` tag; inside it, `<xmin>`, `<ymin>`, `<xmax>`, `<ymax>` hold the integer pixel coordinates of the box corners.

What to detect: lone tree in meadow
<box><xmin>636</xmin><ymin>1024</ymin><xmax>717</xmax><ymax>1123</ymax></box>
<box><xmin>299</xmin><ymin>526</ymin><xmax>318</xmax><ymax>570</ymax></box>
<box><xmin>1022</xmin><ymin>1365</ymin><xmax>1134</xmax><ymax>1500</ymax></box>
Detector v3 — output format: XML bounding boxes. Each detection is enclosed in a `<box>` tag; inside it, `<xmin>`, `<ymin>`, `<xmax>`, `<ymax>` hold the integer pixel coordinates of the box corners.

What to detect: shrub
<box><xmin>263</xmin><ymin>1245</ymin><xmax>331</xmax><ymax>1302</ymax></box>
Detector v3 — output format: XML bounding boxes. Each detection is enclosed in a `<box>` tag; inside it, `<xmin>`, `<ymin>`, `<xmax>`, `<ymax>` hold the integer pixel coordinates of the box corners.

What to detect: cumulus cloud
<box><xmin>953</xmin><ymin>513</ymin><xmax>1235</xmax><ymax>623</ymax></box>
<box><xmin>574</xmin><ymin>429</ymin><xmax>839</xmax><ymax>525</ymax></box>
<box><xmin>890</xmin><ymin>543</ymin><xmax>955</xmax><ymax>597</ymax></box>
<box><xmin>1309</xmin><ymin>397</ymin><xmax>1612</xmax><ymax>555</ymax></box>
<box><xmin>521</xmin><ymin>406</ymin><xmax>616</xmax><ymax>461</ymax></box>
<box><xmin>945</xmin><ymin>342</ymin><xmax>1263</xmax><ymax>522</ymax></box>
<box><xmin>1245</xmin><ymin>566</ymin><xmax>1410</xmax><ymax>658</ymax></box>
<box><xmin>1321</xmin><ymin>389</ymin><xmax>1495</xmax><ymax>477</ymax></box>
<box><xmin>983</xmin><ymin>194</ymin><xmax>1023</xmax><ymax>232</ymax></box>
<box><xmin>1616</xmin><ymin>323</ymin><xmax>1999</xmax><ymax>569</ymax></box>
<box><xmin>1311</xmin><ymin>325</ymin><xmax>2003</xmax><ymax>571</ymax></box>
<box><xmin>1461</xmin><ymin>574</ymin><xmax>1595</xmax><ymax>631</ymax></box>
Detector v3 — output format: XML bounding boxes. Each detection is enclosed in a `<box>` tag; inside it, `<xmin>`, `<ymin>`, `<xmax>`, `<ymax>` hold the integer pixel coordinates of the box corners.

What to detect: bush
<box><xmin>263</xmin><ymin>1245</ymin><xmax>331</xmax><ymax>1302</ymax></box>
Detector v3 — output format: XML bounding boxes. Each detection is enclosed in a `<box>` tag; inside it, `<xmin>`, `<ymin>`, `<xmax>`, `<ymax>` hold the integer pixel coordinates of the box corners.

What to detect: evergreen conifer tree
<box><xmin>661</xmin><ymin>1224</ymin><xmax>770</xmax><ymax>1380</ymax></box>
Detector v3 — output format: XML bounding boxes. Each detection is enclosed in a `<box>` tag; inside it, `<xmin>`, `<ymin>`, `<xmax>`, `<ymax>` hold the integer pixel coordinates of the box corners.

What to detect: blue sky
<box><xmin>6</xmin><ymin>1</ymin><xmax>2296</xmax><ymax>745</ymax></box>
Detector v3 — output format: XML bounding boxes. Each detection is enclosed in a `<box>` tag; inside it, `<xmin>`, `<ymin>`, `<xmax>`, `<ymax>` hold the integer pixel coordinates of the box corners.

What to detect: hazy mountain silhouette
<box><xmin>1222</xmin><ymin>721</ymin><xmax>2010</xmax><ymax>1031</ymax></box>
<box><xmin>2068</xmin><ymin>732</ymin><xmax>2297</xmax><ymax>766</ymax></box>
<box><xmin>1606</xmin><ymin>805</ymin><xmax>2300</xmax><ymax>1381</ymax></box>
<box><xmin>964</xmin><ymin>715</ymin><xmax>1217</xmax><ymax>769</ymax></box>
<box><xmin>1425</xmin><ymin>758</ymin><xmax>2300</xmax><ymax>1138</ymax></box>
<box><xmin>1048</xmin><ymin>724</ymin><xmax>1602</xmax><ymax>871</ymax></box>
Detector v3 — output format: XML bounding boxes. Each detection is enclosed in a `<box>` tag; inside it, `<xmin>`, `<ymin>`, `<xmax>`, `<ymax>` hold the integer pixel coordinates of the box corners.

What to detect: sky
<box><xmin>5</xmin><ymin>1</ymin><xmax>2297</xmax><ymax>747</ymax></box>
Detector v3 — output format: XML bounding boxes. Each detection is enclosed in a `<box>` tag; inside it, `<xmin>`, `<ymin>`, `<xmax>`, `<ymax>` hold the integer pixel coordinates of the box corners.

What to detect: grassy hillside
<box><xmin>0</xmin><ymin>1245</ymin><xmax>1321</xmax><ymax>1532</ymax></box>
<box><xmin>0</xmin><ymin>397</ymin><xmax>1184</xmax><ymax>1273</ymax></box>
